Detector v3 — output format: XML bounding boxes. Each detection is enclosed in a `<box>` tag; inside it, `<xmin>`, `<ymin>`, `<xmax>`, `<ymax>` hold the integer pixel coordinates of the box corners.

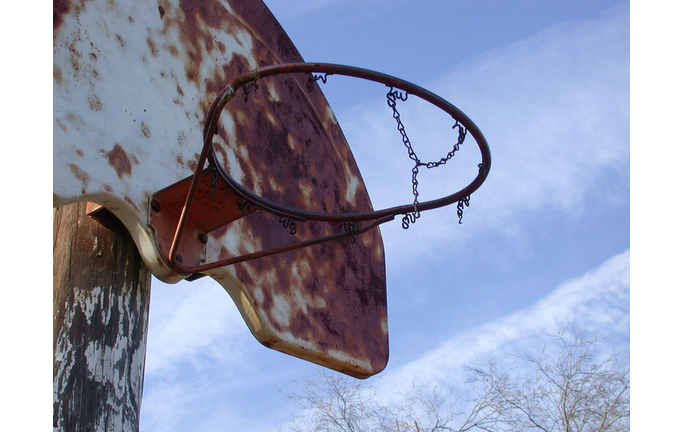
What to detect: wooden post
<box><xmin>53</xmin><ymin>202</ymin><xmax>152</xmax><ymax>431</ymax></box>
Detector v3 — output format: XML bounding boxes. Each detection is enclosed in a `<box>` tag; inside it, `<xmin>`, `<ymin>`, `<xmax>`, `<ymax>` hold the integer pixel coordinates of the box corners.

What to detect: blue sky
<box><xmin>138</xmin><ymin>1</ymin><xmax>630</xmax><ymax>431</ymax></box>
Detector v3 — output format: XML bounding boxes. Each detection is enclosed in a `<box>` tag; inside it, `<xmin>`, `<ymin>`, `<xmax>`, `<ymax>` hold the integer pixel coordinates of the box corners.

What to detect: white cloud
<box><xmin>144</xmin><ymin>277</ymin><xmax>253</xmax><ymax>376</ymax></box>
<box><xmin>443</xmin><ymin>6</ymin><xmax>630</xmax><ymax>215</ymax></box>
<box><xmin>378</xmin><ymin>248</ymin><xmax>630</xmax><ymax>395</ymax></box>
<box><xmin>142</xmin><ymin>277</ymin><xmax>317</xmax><ymax>431</ymax></box>
<box><xmin>337</xmin><ymin>5</ymin><xmax>629</xmax><ymax>263</ymax></box>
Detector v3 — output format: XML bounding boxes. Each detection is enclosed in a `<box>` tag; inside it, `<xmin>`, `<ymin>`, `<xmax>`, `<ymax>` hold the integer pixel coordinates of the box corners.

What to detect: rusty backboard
<box><xmin>53</xmin><ymin>0</ymin><xmax>388</xmax><ymax>378</ymax></box>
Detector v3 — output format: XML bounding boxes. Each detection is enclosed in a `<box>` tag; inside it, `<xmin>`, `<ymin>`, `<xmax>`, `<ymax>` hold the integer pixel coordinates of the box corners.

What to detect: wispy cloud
<box><xmin>142</xmin><ymin>278</ymin><xmax>316</xmax><ymax>431</ymax></box>
<box><xmin>141</xmin><ymin>278</ymin><xmax>271</xmax><ymax>430</ymax></box>
<box><xmin>338</xmin><ymin>5</ymin><xmax>629</xmax><ymax>263</ymax></box>
<box><xmin>144</xmin><ymin>278</ymin><xmax>253</xmax><ymax>377</ymax></box>
<box><xmin>378</xmin><ymin>248</ymin><xmax>630</xmax><ymax>394</ymax></box>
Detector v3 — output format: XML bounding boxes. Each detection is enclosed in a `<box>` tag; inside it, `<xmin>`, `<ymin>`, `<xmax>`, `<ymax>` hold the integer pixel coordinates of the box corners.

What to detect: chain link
<box><xmin>243</xmin><ymin>81</ymin><xmax>259</xmax><ymax>102</ymax></box>
<box><xmin>387</xmin><ymin>87</ymin><xmax>469</xmax><ymax>228</ymax></box>
<box><xmin>340</xmin><ymin>221</ymin><xmax>358</xmax><ymax>243</ymax></box>
<box><xmin>237</xmin><ymin>198</ymin><xmax>252</xmax><ymax>214</ymax></box>
<box><xmin>279</xmin><ymin>217</ymin><xmax>297</xmax><ymax>235</ymax></box>
<box><xmin>307</xmin><ymin>73</ymin><xmax>328</xmax><ymax>92</ymax></box>
<box><xmin>456</xmin><ymin>195</ymin><xmax>470</xmax><ymax>224</ymax></box>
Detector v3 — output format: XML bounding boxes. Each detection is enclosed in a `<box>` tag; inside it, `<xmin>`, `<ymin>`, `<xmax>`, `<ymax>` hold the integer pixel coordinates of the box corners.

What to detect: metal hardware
<box><xmin>156</xmin><ymin>62</ymin><xmax>491</xmax><ymax>275</ymax></box>
<box><xmin>306</xmin><ymin>73</ymin><xmax>328</xmax><ymax>92</ymax></box>
<box><xmin>279</xmin><ymin>217</ymin><xmax>297</xmax><ymax>235</ymax></box>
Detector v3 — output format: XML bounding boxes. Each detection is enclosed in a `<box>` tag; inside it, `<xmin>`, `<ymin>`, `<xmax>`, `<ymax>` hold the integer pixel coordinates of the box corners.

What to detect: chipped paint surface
<box><xmin>53</xmin><ymin>283</ymin><xmax>149</xmax><ymax>431</ymax></box>
<box><xmin>54</xmin><ymin>0</ymin><xmax>388</xmax><ymax>377</ymax></box>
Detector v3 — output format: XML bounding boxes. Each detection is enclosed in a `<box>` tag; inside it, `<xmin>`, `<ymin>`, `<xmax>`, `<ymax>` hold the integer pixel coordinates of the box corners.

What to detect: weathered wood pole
<box><xmin>53</xmin><ymin>202</ymin><xmax>152</xmax><ymax>431</ymax></box>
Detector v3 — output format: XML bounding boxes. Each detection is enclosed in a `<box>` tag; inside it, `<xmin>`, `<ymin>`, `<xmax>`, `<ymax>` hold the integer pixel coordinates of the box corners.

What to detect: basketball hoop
<box><xmin>160</xmin><ymin>63</ymin><xmax>491</xmax><ymax>274</ymax></box>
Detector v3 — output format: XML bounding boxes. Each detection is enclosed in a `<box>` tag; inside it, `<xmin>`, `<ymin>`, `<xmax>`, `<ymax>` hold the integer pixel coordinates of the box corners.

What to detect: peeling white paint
<box><xmin>271</xmin><ymin>294</ymin><xmax>292</xmax><ymax>328</ymax></box>
<box><xmin>54</xmin><ymin>281</ymin><xmax>149</xmax><ymax>431</ymax></box>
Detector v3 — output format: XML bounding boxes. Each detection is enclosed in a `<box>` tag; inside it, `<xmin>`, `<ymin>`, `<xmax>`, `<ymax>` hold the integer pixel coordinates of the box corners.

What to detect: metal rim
<box><xmin>202</xmin><ymin>62</ymin><xmax>492</xmax><ymax>223</ymax></box>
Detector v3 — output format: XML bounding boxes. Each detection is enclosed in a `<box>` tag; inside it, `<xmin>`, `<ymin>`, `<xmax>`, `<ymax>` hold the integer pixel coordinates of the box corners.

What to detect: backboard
<box><xmin>54</xmin><ymin>0</ymin><xmax>388</xmax><ymax>378</ymax></box>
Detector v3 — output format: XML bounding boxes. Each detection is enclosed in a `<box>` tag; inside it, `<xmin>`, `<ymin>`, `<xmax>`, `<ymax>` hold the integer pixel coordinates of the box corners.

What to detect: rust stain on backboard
<box><xmin>105</xmin><ymin>144</ymin><xmax>133</xmax><ymax>179</ymax></box>
<box><xmin>69</xmin><ymin>163</ymin><xmax>90</xmax><ymax>192</ymax></box>
<box><xmin>53</xmin><ymin>0</ymin><xmax>72</xmax><ymax>32</ymax></box>
<box><xmin>54</xmin><ymin>0</ymin><xmax>388</xmax><ymax>378</ymax></box>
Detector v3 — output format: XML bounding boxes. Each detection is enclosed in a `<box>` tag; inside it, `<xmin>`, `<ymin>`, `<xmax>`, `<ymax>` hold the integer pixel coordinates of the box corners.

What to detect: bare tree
<box><xmin>466</xmin><ymin>326</ymin><xmax>630</xmax><ymax>432</ymax></box>
<box><xmin>282</xmin><ymin>369</ymin><xmax>384</xmax><ymax>432</ymax></box>
<box><xmin>281</xmin><ymin>325</ymin><xmax>629</xmax><ymax>432</ymax></box>
<box><xmin>378</xmin><ymin>381</ymin><xmax>503</xmax><ymax>432</ymax></box>
<box><xmin>282</xmin><ymin>372</ymin><xmax>469</xmax><ymax>432</ymax></box>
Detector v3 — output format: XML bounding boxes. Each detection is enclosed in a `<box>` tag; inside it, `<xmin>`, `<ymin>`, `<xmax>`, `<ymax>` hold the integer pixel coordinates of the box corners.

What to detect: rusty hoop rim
<box><xmin>201</xmin><ymin>62</ymin><xmax>491</xmax><ymax>223</ymax></box>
